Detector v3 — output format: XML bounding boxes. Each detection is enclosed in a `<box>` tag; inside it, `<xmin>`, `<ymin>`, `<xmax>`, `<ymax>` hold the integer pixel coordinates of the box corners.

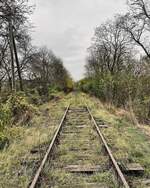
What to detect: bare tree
<box><xmin>26</xmin><ymin>47</ymin><xmax>70</xmax><ymax>94</ymax></box>
<box><xmin>128</xmin><ymin>0</ymin><xmax>150</xmax><ymax>21</ymax></box>
<box><xmin>0</xmin><ymin>0</ymin><xmax>33</xmax><ymax>91</ymax></box>
<box><xmin>87</xmin><ymin>18</ymin><xmax>132</xmax><ymax>76</ymax></box>
<box><xmin>119</xmin><ymin>0</ymin><xmax>150</xmax><ymax>59</ymax></box>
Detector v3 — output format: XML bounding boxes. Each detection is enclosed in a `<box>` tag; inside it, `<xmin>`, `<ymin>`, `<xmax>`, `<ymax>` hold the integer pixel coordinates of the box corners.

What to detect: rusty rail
<box><xmin>86</xmin><ymin>105</ymin><xmax>130</xmax><ymax>188</ymax></box>
<box><xmin>29</xmin><ymin>104</ymin><xmax>70</xmax><ymax>188</ymax></box>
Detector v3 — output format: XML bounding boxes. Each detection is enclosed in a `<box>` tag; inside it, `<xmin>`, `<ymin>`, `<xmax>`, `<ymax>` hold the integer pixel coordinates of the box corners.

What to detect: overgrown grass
<box><xmin>0</xmin><ymin>92</ymin><xmax>68</xmax><ymax>187</ymax></box>
<box><xmin>1</xmin><ymin>92</ymin><xmax>150</xmax><ymax>187</ymax></box>
<box><xmin>40</xmin><ymin>94</ymin><xmax>117</xmax><ymax>188</ymax></box>
<box><xmin>80</xmin><ymin>92</ymin><xmax>150</xmax><ymax>187</ymax></box>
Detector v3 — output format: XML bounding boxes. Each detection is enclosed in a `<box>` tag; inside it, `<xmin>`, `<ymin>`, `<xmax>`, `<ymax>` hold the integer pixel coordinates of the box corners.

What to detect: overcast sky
<box><xmin>30</xmin><ymin>0</ymin><xmax>127</xmax><ymax>80</ymax></box>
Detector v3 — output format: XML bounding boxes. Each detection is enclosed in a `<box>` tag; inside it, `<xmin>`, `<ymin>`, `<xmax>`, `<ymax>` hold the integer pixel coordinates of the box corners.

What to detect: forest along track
<box><xmin>30</xmin><ymin>105</ymin><xmax>129</xmax><ymax>188</ymax></box>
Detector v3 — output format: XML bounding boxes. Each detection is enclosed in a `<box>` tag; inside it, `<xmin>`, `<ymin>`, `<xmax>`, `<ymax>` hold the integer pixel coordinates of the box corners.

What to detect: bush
<box><xmin>133</xmin><ymin>97</ymin><xmax>150</xmax><ymax>123</ymax></box>
<box><xmin>26</xmin><ymin>89</ymin><xmax>42</xmax><ymax>105</ymax></box>
<box><xmin>78</xmin><ymin>73</ymin><xmax>150</xmax><ymax>123</ymax></box>
<box><xmin>0</xmin><ymin>132</ymin><xmax>9</xmax><ymax>150</ymax></box>
<box><xmin>0</xmin><ymin>103</ymin><xmax>11</xmax><ymax>131</ymax></box>
<box><xmin>7</xmin><ymin>93</ymin><xmax>35</xmax><ymax>124</ymax></box>
<box><xmin>0</xmin><ymin>92</ymin><xmax>35</xmax><ymax>128</ymax></box>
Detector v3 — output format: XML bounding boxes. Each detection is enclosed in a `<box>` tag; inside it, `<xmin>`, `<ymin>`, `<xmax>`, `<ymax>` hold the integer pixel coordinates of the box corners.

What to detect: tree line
<box><xmin>79</xmin><ymin>0</ymin><xmax>150</xmax><ymax>122</ymax></box>
<box><xmin>0</xmin><ymin>0</ymin><xmax>72</xmax><ymax>95</ymax></box>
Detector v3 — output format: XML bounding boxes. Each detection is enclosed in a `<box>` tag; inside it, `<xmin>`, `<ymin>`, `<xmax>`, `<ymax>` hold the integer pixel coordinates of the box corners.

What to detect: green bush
<box><xmin>26</xmin><ymin>89</ymin><xmax>42</xmax><ymax>105</ymax></box>
<box><xmin>0</xmin><ymin>103</ymin><xmax>11</xmax><ymax>131</ymax></box>
<box><xmin>0</xmin><ymin>92</ymin><xmax>35</xmax><ymax>128</ymax></box>
<box><xmin>48</xmin><ymin>85</ymin><xmax>62</xmax><ymax>100</ymax></box>
<box><xmin>133</xmin><ymin>97</ymin><xmax>150</xmax><ymax>122</ymax></box>
<box><xmin>0</xmin><ymin>92</ymin><xmax>37</xmax><ymax>150</ymax></box>
<box><xmin>78</xmin><ymin>73</ymin><xmax>150</xmax><ymax>123</ymax></box>
<box><xmin>0</xmin><ymin>132</ymin><xmax>9</xmax><ymax>150</ymax></box>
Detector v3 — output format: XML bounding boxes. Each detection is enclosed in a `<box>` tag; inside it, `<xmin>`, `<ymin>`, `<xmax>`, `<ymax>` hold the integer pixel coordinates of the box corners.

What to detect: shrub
<box><xmin>0</xmin><ymin>93</ymin><xmax>35</xmax><ymax>127</ymax></box>
<box><xmin>79</xmin><ymin>73</ymin><xmax>150</xmax><ymax>123</ymax></box>
<box><xmin>0</xmin><ymin>132</ymin><xmax>9</xmax><ymax>150</ymax></box>
<box><xmin>26</xmin><ymin>89</ymin><xmax>42</xmax><ymax>105</ymax></box>
<box><xmin>0</xmin><ymin>103</ymin><xmax>11</xmax><ymax>131</ymax></box>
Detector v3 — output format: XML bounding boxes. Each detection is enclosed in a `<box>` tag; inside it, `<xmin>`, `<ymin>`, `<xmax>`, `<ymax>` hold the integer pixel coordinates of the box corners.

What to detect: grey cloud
<box><xmin>30</xmin><ymin>0</ymin><xmax>127</xmax><ymax>80</ymax></box>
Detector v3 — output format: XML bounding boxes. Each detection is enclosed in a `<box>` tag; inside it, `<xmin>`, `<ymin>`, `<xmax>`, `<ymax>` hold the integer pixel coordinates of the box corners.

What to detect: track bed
<box><xmin>39</xmin><ymin>107</ymin><xmax>116</xmax><ymax>188</ymax></box>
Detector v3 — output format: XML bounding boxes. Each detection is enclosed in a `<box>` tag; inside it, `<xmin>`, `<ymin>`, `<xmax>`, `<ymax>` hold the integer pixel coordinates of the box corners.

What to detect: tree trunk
<box><xmin>12</xmin><ymin>33</ymin><xmax>23</xmax><ymax>91</ymax></box>
<box><xmin>8</xmin><ymin>77</ymin><xmax>12</xmax><ymax>90</ymax></box>
<box><xmin>0</xmin><ymin>82</ymin><xmax>2</xmax><ymax>93</ymax></box>
<box><xmin>128</xmin><ymin>92</ymin><xmax>139</xmax><ymax>126</ymax></box>
<box><xmin>9</xmin><ymin>21</ymin><xmax>15</xmax><ymax>92</ymax></box>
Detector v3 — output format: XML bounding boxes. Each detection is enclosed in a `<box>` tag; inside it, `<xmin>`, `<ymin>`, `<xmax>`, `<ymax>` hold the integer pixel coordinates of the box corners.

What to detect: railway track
<box><xmin>29</xmin><ymin>105</ymin><xmax>129</xmax><ymax>188</ymax></box>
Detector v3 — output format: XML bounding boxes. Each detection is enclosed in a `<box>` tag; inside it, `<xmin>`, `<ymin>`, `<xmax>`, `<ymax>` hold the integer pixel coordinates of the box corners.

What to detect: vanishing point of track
<box><xmin>29</xmin><ymin>104</ymin><xmax>130</xmax><ymax>188</ymax></box>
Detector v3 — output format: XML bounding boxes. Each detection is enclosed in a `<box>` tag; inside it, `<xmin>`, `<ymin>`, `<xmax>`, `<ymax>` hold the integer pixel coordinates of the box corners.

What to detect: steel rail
<box><xmin>86</xmin><ymin>105</ymin><xmax>130</xmax><ymax>188</ymax></box>
<box><xmin>29</xmin><ymin>104</ymin><xmax>70</xmax><ymax>188</ymax></box>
